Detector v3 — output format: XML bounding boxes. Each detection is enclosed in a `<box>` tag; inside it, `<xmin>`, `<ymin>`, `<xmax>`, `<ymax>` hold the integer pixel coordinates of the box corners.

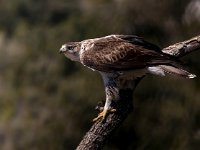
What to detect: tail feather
<box><xmin>159</xmin><ymin>65</ymin><xmax>196</xmax><ymax>79</ymax></box>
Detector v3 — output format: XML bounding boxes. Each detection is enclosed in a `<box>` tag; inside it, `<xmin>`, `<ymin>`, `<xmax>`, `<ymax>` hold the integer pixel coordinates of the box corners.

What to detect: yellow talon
<box><xmin>93</xmin><ymin>108</ymin><xmax>117</xmax><ymax>122</ymax></box>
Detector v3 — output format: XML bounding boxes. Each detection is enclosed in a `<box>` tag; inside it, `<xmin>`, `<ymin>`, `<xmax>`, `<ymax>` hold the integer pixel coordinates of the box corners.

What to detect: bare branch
<box><xmin>162</xmin><ymin>35</ymin><xmax>200</xmax><ymax>57</ymax></box>
<box><xmin>76</xmin><ymin>35</ymin><xmax>200</xmax><ymax>150</ymax></box>
<box><xmin>76</xmin><ymin>88</ymin><xmax>134</xmax><ymax>150</ymax></box>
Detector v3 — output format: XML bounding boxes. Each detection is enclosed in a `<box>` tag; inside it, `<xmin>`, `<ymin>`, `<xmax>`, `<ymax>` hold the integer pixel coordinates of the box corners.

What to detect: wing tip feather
<box><xmin>188</xmin><ymin>74</ymin><xmax>197</xmax><ymax>79</ymax></box>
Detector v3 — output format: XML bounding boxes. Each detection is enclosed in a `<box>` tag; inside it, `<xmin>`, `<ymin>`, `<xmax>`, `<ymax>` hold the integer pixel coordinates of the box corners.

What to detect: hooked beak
<box><xmin>59</xmin><ymin>44</ymin><xmax>66</xmax><ymax>54</ymax></box>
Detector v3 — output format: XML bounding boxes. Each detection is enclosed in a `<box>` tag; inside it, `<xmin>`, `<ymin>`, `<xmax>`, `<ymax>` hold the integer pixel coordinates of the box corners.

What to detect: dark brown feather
<box><xmin>81</xmin><ymin>36</ymin><xmax>180</xmax><ymax>72</ymax></box>
<box><xmin>115</xmin><ymin>35</ymin><xmax>161</xmax><ymax>51</ymax></box>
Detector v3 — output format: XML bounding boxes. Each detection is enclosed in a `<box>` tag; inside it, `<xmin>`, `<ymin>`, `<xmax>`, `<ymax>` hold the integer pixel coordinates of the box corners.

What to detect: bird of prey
<box><xmin>59</xmin><ymin>35</ymin><xmax>196</xmax><ymax>121</ymax></box>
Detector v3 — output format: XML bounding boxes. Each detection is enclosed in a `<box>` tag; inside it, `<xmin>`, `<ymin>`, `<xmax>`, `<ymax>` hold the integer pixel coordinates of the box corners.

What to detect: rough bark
<box><xmin>162</xmin><ymin>35</ymin><xmax>200</xmax><ymax>57</ymax></box>
<box><xmin>76</xmin><ymin>35</ymin><xmax>200</xmax><ymax>150</ymax></box>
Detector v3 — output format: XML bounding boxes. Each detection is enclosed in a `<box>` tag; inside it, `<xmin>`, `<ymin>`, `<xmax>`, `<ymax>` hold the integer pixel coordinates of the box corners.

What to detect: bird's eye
<box><xmin>68</xmin><ymin>46</ymin><xmax>74</xmax><ymax>50</ymax></box>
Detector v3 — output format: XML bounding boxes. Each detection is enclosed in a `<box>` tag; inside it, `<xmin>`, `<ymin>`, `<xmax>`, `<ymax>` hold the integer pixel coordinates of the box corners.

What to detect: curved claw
<box><xmin>93</xmin><ymin>108</ymin><xmax>116</xmax><ymax>122</ymax></box>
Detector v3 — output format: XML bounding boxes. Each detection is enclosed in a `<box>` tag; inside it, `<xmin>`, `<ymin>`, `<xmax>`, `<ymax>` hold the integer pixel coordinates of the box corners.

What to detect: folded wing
<box><xmin>80</xmin><ymin>35</ymin><xmax>195</xmax><ymax>78</ymax></box>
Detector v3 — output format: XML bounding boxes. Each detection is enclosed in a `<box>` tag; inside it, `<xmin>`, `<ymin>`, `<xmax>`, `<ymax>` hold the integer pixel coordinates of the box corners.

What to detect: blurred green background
<box><xmin>0</xmin><ymin>0</ymin><xmax>200</xmax><ymax>150</ymax></box>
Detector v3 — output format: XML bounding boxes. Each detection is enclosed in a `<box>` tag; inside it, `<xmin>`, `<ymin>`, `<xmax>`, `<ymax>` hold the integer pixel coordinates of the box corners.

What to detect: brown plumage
<box><xmin>78</xmin><ymin>35</ymin><xmax>195</xmax><ymax>78</ymax></box>
<box><xmin>60</xmin><ymin>35</ymin><xmax>196</xmax><ymax>121</ymax></box>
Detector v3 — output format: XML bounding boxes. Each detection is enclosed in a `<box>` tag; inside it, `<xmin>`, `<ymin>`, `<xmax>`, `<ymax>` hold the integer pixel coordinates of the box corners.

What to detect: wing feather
<box><xmin>80</xmin><ymin>36</ymin><xmax>180</xmax><ymax>72</ymax></box>
<box><xmin>114</xmin><ymin>35</ymin><xmax>161</xmax><ymax>51</ymax></box>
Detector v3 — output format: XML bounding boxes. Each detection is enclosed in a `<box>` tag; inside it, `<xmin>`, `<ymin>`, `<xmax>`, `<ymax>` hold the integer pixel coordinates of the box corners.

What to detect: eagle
<box><xmin>59</xmin><ymin>35</ymin><xmax>196</xmax><ymax>121</ymax></box>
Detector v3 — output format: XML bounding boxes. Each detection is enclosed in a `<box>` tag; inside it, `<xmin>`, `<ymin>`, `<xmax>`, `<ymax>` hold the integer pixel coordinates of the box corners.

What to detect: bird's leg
<box><xmin>93</xmin><ymin>97</ymin><xmax>117</xmax><ymax>122</ymax></box>
<box><xmin>93</xmin><ymin>73</ymin><xmax>119</xmax><ymax>121</ymax></box>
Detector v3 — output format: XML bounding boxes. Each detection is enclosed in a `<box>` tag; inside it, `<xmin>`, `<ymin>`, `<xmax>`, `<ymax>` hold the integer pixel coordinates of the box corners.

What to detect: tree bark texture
<box><xmin>76</xmin><ymin>35</ymin><xmax>200</xmax><ymax>150</ymax></box>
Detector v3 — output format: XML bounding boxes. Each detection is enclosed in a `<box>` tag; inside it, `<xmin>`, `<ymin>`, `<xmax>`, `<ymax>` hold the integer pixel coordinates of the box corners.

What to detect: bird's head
<box><xmin>59</xmin><ymin>42</ymin><xmax>81</xmax><ymax>62</ymax></box>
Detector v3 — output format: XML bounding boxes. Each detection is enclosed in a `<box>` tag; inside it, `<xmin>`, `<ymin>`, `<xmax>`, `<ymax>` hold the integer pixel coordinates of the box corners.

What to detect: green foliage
<box><xmin>0</xmin><ymin>0</ymin><xmax>200</xmax><ymax>149</ymax></box>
